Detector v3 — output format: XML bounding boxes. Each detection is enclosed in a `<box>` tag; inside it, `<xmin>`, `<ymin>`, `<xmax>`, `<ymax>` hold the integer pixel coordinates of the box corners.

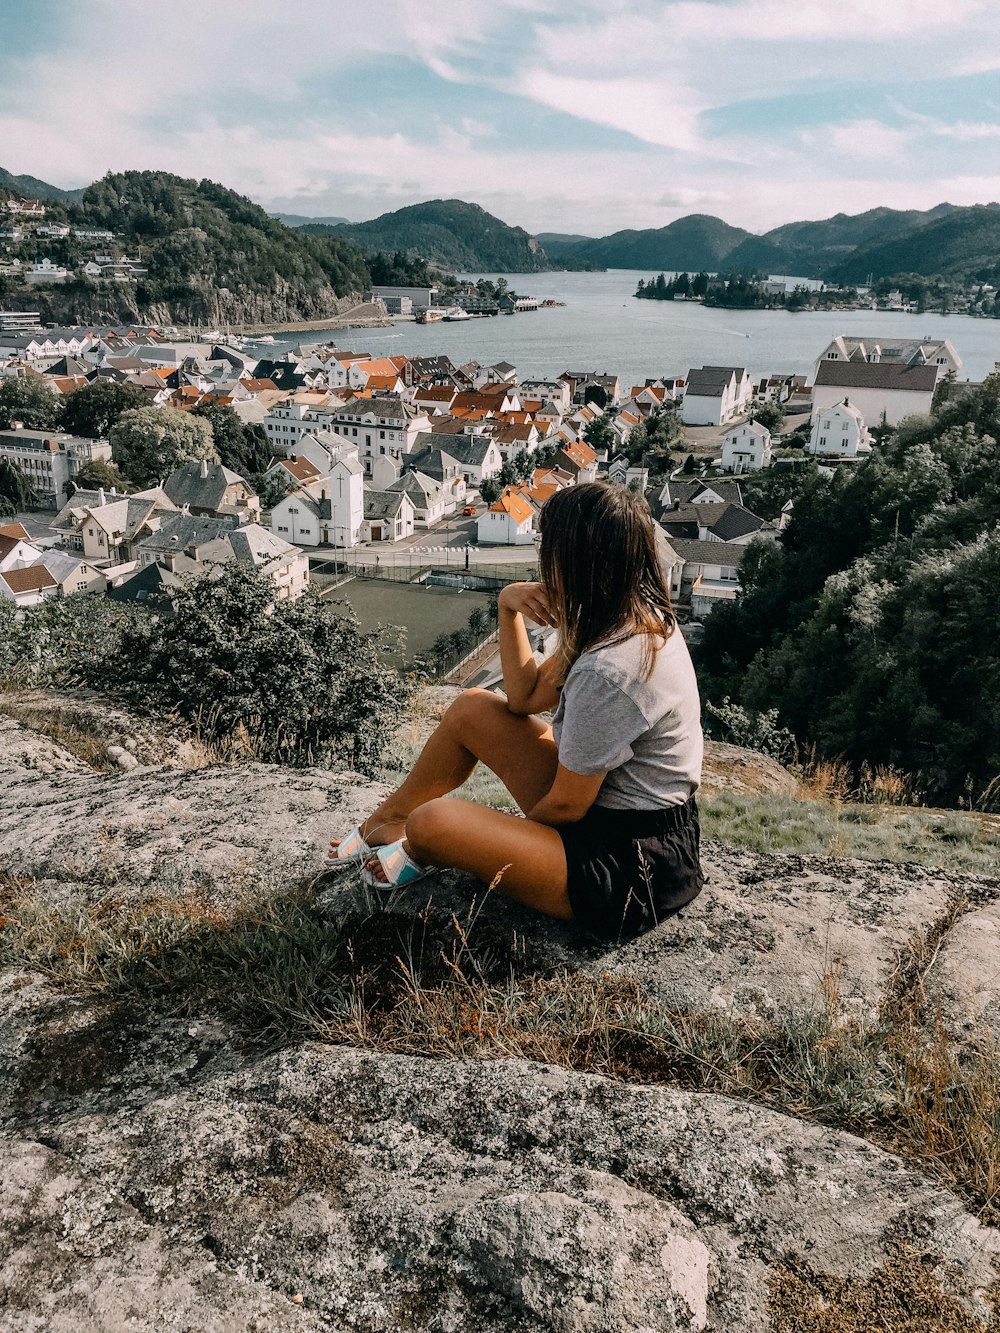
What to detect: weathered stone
<box><xmin>926</xmin><ymin>898</ymin><xmax>1000</xmax><ymax>1039</ymax></box>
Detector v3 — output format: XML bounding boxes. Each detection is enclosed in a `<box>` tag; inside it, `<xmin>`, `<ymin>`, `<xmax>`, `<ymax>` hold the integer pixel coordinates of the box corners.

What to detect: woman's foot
<box><xmin>326</xmin><ymin>809</ymin><xmax>406</xmax><ymax>866</ymax></box>
<box><xmin>362</xmin><ymin>839</ymin><xmax>430</xmax><ymax>889</ymax></box>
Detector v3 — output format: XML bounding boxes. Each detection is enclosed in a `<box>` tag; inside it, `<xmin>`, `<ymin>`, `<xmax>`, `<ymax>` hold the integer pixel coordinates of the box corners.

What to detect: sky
<box><xmin>4</xmin><ymin>0</ymin><xmax>1000</xmax><ymax>237</ymax></box>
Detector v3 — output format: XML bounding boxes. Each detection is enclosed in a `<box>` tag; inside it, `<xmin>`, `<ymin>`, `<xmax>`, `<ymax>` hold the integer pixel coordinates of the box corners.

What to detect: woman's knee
<box><xmin>406</xmin><ymin>798</ymin><xmax>456</xmax><ymax>859</ymax></box>
<box><xmin>444</xmin><ymin>687</ymin><xmax>500</xmax><ymax>729</ymax></box>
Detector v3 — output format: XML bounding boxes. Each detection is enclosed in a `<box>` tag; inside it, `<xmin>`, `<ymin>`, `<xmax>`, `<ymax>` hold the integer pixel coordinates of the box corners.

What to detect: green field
<box><xmin>325</xmin><ymin>577</ymin><xmax>493</xmax><ymax>666</ymax></box>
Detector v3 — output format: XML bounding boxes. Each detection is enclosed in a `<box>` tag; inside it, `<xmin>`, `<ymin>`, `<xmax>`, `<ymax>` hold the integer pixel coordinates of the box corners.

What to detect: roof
<box><xmin>488</xmin><ymin>487</ymin><xmax>534</xmax><ymax>524</ymax></box>
<box><xmin>813</xmin><ymin>361</ymin><xmax>938</xmax><ymax>392</ymax></box>
<box><xmin>227</xmin><ymin>523</ymin><xmax>299</xmax><ymax>569</ymax></box>
<box><xmin>0</xmin><ymin>565</ymin><xmax>57</xmax><ymax>594</ymax></box>
<box><xmin>37</xmin><ymin>550</ymin><xmax>92</xmax><ymax>582</ymax></box>
<box><xmin>364</xmin><ymin>489</ymin><xmax>408</xmax><ymax>521</ymax></box>
<box><xmin>684</xmin><ymin>366</ymin><xmax>747</xmax><ymax>398</ymax></box>
<box><xmin>668</xmin><ymin>537</ymin><xmax>749</xmax><ymax>566</ymax></box>
<box><xmin>163</xmin><ymin>460</ymin><xmax>250</xmax><ymax>512</ymax></box>
<box><xmin>136</xmin><ymin>514</ymin><xmax>240</xmax><ymax>554</ymax></box>
<box><xmin>273</xmin><ymin>455</ymin><xmax>322</xmax><ymax>483</ymax></box>
<box><xmin>0</xmin><ymin>522</ymin><xmax>31</xmax><ymax>541</ymax></box>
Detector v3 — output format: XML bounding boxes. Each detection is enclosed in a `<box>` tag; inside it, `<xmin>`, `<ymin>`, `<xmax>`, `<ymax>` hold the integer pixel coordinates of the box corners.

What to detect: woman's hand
<box><xmin>498</xmin><ymin>581</ymin><xmax>556</xmax><ymax>627</ymax></box>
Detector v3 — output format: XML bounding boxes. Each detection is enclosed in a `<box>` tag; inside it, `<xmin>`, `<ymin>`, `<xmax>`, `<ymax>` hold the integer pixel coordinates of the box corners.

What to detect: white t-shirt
<box><xmin>551</xmin><ymin>627</ymin><xmax>703</xmax><ymax>810</ymax></box>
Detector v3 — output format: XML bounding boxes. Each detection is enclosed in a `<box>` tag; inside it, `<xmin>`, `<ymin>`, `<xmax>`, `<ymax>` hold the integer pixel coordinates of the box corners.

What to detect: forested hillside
<box><xmin>0</xmin><ymin>171</ymin><xmax>375</xmax><ymax>325</ymax></box>
<box><xmin>548</xmin><ymin>214</ymin><xmax>751</xmax><ymax>270</ymax></box>
<box><xmin>697</xmin><ymin>376</ymin><xmax>1000</xmax><ymax>806</ymax></box>
<box><xmin>827</xmin><ymin>204</ymin><xmax>1000</xmax><ymax>285</ymax></box>
<box><xmin>317</xmin><ymin>199</ymin><xmax>552</xmax><ymax>273</ymax></box>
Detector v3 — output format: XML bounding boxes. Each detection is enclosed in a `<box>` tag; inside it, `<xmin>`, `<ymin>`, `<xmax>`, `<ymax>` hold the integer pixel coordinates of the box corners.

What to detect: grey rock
<box><xmin>926</xmin><ymin>898</ymin><xmax>1000</xmax><ymax>1039</ymax></box>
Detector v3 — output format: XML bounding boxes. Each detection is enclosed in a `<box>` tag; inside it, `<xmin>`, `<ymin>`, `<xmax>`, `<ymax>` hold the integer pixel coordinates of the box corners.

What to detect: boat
<box><xmin>443</xmin><ymin>307</ymin><xmax>472</xmax><ymax>322</ymax></box>
<box><xmin>417</xmin><ymin>307</ymin><xmax>446</xmax><ymax>324</ymax></box>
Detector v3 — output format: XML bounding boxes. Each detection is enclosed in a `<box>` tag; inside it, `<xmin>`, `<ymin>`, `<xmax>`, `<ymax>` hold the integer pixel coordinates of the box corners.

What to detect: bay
<box><xmin>268</xmin><ymin>270</ymin><xmax>1000</xmax><ymax>388</ymax></box>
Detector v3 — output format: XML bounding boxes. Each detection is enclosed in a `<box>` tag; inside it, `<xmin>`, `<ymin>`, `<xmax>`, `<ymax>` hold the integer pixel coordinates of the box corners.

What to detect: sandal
<box><xmin>322</xmin><ymin>824</ymin><xmax>373</xmax><ymax>870</ymax></box>
<box><xmin>361</xmin><ymin>839</ymin><xmax>430</xmax><ymax>890</ymax></box>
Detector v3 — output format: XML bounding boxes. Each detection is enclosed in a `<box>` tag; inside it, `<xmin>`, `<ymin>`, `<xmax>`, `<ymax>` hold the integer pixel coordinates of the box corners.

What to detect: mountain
<box><xmin>563</xmin><ymin>214</ymin><xmax>752</xmax><ymax>271</ymax></box>
<box><xmin>319</xmin><ymin>199</ymin><xmax>551</xmax><ymax>273</ymax></box>
<box><xmin>2</xmin><ymin>170</ymin><xmax>374</xmax><ymax>326</ymax></box>
<box><xmin>725</xmin><ymin>204</ymin><xmax>961</xmax><ymax>279</ymax></box>
<box><xmin>271</xmin><ymin>211</ymin><xmax>351</xmax><ymax>227</ymax></box>
<box><xmin>824</xmin><ymin>203</ymin><xmax>1000</xmax><ymax>284</ymax></box>
<box><xmin>0</xmin><ymin>166</ymin><xmax>84</xmax><ymax>202</ymax></box>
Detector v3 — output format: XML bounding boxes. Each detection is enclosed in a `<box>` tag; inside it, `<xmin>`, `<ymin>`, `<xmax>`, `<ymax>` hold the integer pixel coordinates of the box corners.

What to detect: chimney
<box><xmin>111</xmin><ymin>486</ymin><xmax>117</xmax><ymax>496</ymax></box>
<box><xmin>12</xmin><ymin>420</ymin><xmax>23</xmax><ymax>430</ymax></box>
<box><xmin>98</xmin><ymin>487</ymin><xmax>106</xmax><ymax>506</ymax></box>
<box><xmin>200</xmin><ymin>458</ymin><xmax>209</xmax><ymax>478</ymax></box>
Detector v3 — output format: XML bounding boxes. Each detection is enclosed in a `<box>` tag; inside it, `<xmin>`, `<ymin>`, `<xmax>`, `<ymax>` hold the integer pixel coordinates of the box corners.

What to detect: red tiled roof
<box><xmin>0</xmin><ymin>565</ymin><xmax>56</xmax><ymax>594</ymax></box>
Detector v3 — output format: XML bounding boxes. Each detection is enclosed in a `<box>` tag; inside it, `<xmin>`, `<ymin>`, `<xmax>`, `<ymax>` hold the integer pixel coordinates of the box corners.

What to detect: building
<box><xmin>360</xmin><ymin>490</ymin><xmax>416</xmax><ymax>543</ymax></box>
<box><xmin>811</xmin><ymin>361</ymin><xmax>937</xmax><ymax>427</ymax></box>
<box><xmin>0</xmin><ymin>564</ymin><xmax>58</xmax><ymax>607</ymax></box>
<box><xmin>477</xmin><ymin>487</ymin><xmax>535</xmax><ymax>545</ymax></box>
<box><xmin>721</xmin><ymin>421</ymin><xmax>772</xmax><ymax>473</ymax></box>
<box><xmin>0</xmin><ymin>522</ymin><xmax>42</xmax><ymax>573</ymax></box>
<box><xmin>385</xmin><ymin>471</ymin><xmax>450</xmax><ymax>527</ymax></box>
<box><xmin>310</xmin><ymin>396</ymin><xmax>431</xmax><ymax>477</ymax></box>
<box><xmin>370</xmin><ymin>285</ymin><xmax>439</xmax><ymax>312</ymax></box>
<box><xmin>34</xmin><ymin>549</ymin><xmax>107</xmax><ymax>596</ymax></box>
<box><xmin>162</xmin><ymin>459</ymin><xmax>260</xmax><ymax>522</ymax></box>
<box><xmin>681</xmin><ymin>367</ymin><xmax>753</xmax><ymax>426</ymax></box>
<box><xmin>0</xmin><ymin>427</ymin><xmax>113</xmax><ymax>506</ymax></box>
<box><xmin>270</xmin><ymin>454</ymin><xmax>364</xmax><ymax>547</ymax></box>
<box><xmin>807</xmin><ymin>399</ymin><xmax>873</xmax><ymax>458</ymax></box>
<box><xmin>25</xmin><ymin>258</ymin><xmax>71</xmax><ymax>285</ymax></box>
<box><xmin>668</xmin><ymin>537</ymin><xmax>748</xmax><ymax>619</ymax></box>
<box><xmin>815</xmin><ymin>334</ymin><xmax>961</xmax><ymax>382</ymax></box>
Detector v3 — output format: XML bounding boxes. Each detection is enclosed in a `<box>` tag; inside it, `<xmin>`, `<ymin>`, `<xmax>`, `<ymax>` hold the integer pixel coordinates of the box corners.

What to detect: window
<box><xmin>819</xmin><ymin>436</ymin><xmax>827</xmax><ymax>446</ymax></box>
<box><xmin>843</xmin><ymin>422</ymin><xmax>849</xmax><ymax>431</ymax></box>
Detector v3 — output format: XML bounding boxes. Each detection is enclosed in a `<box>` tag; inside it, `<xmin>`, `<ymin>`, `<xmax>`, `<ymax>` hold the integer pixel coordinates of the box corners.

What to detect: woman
<box><xmin>325</xmin><ymin>482</ymin><xmax>705</xmax><ymax>942</ymax></box>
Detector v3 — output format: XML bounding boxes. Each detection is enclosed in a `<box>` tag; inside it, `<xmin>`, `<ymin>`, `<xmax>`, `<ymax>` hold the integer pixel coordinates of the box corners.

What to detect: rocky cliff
<box><xmin>1</xmin><ymin>697</ymin><xmax>998</xmax><ymax>1331</ymax></box>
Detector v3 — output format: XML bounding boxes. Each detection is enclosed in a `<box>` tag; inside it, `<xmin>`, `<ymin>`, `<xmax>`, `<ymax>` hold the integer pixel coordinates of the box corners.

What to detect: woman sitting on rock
<box><xmin>325</xmin><ymin>481</ymin><xmax>705</xmax><ymax>942</ymax></box>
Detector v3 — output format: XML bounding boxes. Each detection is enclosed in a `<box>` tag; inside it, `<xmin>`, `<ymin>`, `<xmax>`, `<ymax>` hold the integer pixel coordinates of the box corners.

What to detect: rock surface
<box><xmin>1</xmin><ymin>704</ymin><xmax>999</xmax><ymax>1331</ymax></box>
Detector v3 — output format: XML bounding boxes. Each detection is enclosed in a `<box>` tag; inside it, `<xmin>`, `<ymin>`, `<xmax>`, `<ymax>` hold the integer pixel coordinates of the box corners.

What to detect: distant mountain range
<box><xmin>3</xmin><ymin>165</ymin><xmax>999</xmax><ymax>285</ymax></box>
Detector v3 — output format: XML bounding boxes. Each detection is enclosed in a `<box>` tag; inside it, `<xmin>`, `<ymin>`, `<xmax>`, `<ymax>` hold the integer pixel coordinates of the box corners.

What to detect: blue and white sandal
<box><xmin>361</xmin><ymin>839</ymin><xmax>430</xmax><ymax>890</ymax></box>
<box><xmin>322</xmin><ymin>824</ymin><xmax>372</xmax><ymax>870</ymax></box>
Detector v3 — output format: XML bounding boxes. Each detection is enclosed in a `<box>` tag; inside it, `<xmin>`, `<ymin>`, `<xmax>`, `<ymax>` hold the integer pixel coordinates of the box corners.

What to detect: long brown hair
<box><xmin>538</xmin><ymin>481</ymin><xmax>675</xmax><ymax>677</ymax></box>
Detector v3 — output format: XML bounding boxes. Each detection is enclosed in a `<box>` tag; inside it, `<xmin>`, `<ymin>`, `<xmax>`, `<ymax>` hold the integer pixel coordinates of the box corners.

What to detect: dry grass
<box><xmin>0</xmin><ymin>698</ymin><xmax>117</xmax><ymax>770</ymax></box>
<box><xmin>699</xmin><ymin>791</ymin><xmax>1000</xmax><ymax>876</ymax></box>
<box><xmin>795</xmin><ymin>745</ymin><xmax>923</xmax><ymax>806</ymax></box>
<box><xmin>2</xmin><ymin>868</ymin><xmax>998</xmax><ymax>1230</ymax></box>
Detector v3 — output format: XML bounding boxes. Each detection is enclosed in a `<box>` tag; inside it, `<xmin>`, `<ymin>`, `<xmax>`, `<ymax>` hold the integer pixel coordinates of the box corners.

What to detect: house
<box><xmin>270</xmin><ymin>453</ymin><xmax>364</xmax><ymax>547</ymax></box>
<box><xmin>25</xmin><ymin>258</ymin><xmax>71</xmax><ymax>285</ymax></box>
<box><xmin>721</xmin><ymin>421</ymin><xmax>772</xmax><ymax>473</ymax></box>
<box><xmin>521</xmin><ymin>378</ymin><xmax>571</xmax><ymax>410</ymax></box>
<box><xmin>681</xmin><ymin>366</ymin><xmax>753</xmax><ymax>426</ymax></box>
<box><xmin>660</xmin><ymin>501</ymin><xmax>769</xmax><ymax>546</ymax></box>
<box><xmin>385</xmin><ymin>471</ymin><xmax>450</xmax><ymax>527</ymax></box>
<box><xmin>477</xmin><ymin>487</ymin><xmax>535</xmax><ymax>545</ymax></box>
<box><xmin>53</xmin><ymin>486</ymin><xmax>175</xmax><ymax>559</ymax></box>
<box><xmin>33</xmin><ymin>549</ymin><xmax>107</xmax><ymax>595</ymax></box>
<box><xmin>438</xmin><ymin>436</ymin><xmax>503</xmax><ymax>487</ymax></box>
<box><xmin>0</xmin><ymin>427</ymin><xmax>113</xmax><ymax>507</ymax></box>
<box><xmin>107</xmin><ymin>553</ymin><xmax>203</xmax><ymax>611</ymax></box>
<box><xmin>556</xmin><ymin>439</ymin><xmax>599</xmax><ymax>482</ymax></box>
<box><xmin>360</xmin><ymin>489</ymin><xmax>416</xmax><ymax>544</ymax></box>
<box><xmin>133</xmin><ymin>514</ymin><xmax>242</xmax><ymax>568</ymax></box>
<box><xmin>560</xmin><ymin>371</ymin><xmax>621</xmax><ymax>406</ymax></box>
<box><xmin>162</xmin><ymin>459</ymin><xmax>260</xmax><ymax>522</ymax></box>
<box><xmin>403</xmin><ymin>446</ymin><xmax>467</xmax><ymax>506</ymax></box>
<box><xmin>0</xmin><ymin>564</ymin><xmax>58</xmax><ymax>607</ymax></box>
<box><xmin>815</xmin><ymin>334</ymin><xmax>961</xmax><ymax>382</ymax></box>
<box><xmin>811</xmin><ymin>361</ymin><xmax>937</xmax><ymax>427</ymax></box>
<box><xmin>807</xmin><ymin>399</ymin><xmax>873</xmax><ymax>458</ymax></box>
<box><xmin>656</xmin><ymin>479</ymin><xmax>744</xmax><ymax>513</ymax></box>
<box><xmin>667</xmin><ymin>537</ymin><xmax>748</xmax><ymax>619</ymax></box>
<box><xmin>203</xmin><ymin>524</ymin><xmax>311</xmax><ymax>601</ymax></box>
<box><xmin>0</xmin><ymin>522</ymin><xmax>42</xmax><ymax>572</ymax></box>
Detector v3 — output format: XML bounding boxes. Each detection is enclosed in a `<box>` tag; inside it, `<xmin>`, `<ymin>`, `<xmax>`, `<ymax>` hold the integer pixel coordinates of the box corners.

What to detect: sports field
<box><xmin>326</xmin><ymin>577</ymin><xmax>494</xmax><ymax>666</ymax></box>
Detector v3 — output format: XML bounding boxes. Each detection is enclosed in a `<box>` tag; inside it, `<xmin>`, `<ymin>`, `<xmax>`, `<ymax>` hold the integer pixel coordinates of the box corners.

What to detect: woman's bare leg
<box><xmin>329</xmin><ymin>689</ymin><xmax>559</xmax><ymax>854</ymax></box>
<box><xmin>404</xmin><ymin>798</ymin><xmax>573</xmax><ymax>921</ymax></box>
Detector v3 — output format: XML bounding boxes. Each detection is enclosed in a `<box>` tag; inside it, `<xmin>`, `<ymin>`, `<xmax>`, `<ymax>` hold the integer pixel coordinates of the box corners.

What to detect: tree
<box><xmin>511</xmin><ymin>449</ymin><xmax>534</xmax><ymax>482</ymax></box>
<box><xmin>0</xmin><ymin>377</ymin><xmax>62</xmax><ymax>431</ymax></box>
<box><xmin>192</xmin><ymin>401</ymin><xmax>271</xmax><ymax>477</ymax></box>
<box><xmin>61</xmin><ymin>379</ymin><xmax>148</xmax><ymax>439</ymax></box>
<box><xmin>497</xmin><ymin>462</ymin><xmax>517</xmax><ymax>488</ymax></box>
<box><xmin>750</xmin><ymin>400</ymin><xmax>785</xmax><ymax>433</ymax></box>
<box><xmin>106</xmin><ymin>562</ymin><xmax>410</xmax><ymax>773</ymax></box>
<box><xmin>467</xmin><ymin>606</ymin><xmax>489</xmax><ymax>640</ymax></box>
<box><xmin>583</xmin><ymin>383</ymin><xmax>609</xmax><ymax>409</ymax></box>
<box><xmin>0</xmin><ymin>458</ymin><xmax>36</xmax><ymax>517</ymax></box>
<box><xmin>583</xmin><ymin>413</ymin><xmax>616</xmax><ymax>452</ymax></box>
<box><xmin>110</xmin><ymin>406</ymin><xmax>218</xmax><ymax>487</ymax></box>
<box><xmin>480</xmin><ymin>477</ymin><xmax>501</xmax><ymax>505</ymax></box>
<box><xmin>682</xmin><ymin>453</ymin><xmax>696</xmax><ymax>474</ymax></box>
<box><xmin>70</xmin><ymin>458</ymin><xmax>129</xmax><ymax>494</ymax></box>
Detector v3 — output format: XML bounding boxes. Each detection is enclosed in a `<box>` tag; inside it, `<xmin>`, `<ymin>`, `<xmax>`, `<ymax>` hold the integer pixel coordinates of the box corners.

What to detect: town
<box><xmin>0</xmin><ymin>294</ymin><xmax>973</xmax><ymax>674</ymax></box>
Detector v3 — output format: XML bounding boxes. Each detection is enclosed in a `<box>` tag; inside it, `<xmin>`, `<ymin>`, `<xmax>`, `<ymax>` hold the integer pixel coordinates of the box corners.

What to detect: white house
<box><xmin>807</xmin><ymin>399</ymin><xmax>873</xmax><ymax>458</ymax></box>
<box><xmin>668</xmin><ymin>537</ymin><xmax>747</xmax><ymax>619</ymax></box>
<box><xmin>312</xmin><ymin>396</ymin><xmax>431</xmax><ymax>477</ymax></box>
<box><xmin>385</xmin><ymin>471</ymin><xmax>449</xmax><ymax>527</ymax></box>
<box><xmin>0</xmin><ymin>522</ymin><xmax>42</xmax><ymax>573</ymax></box>
<box><xmin>477</xmin><ymin>487</ymin><xmax>535</xmax><ymax>546</ymax></box>
<box><xmin>815</xmin><ymin>334</ymin><xmax>961</xmax><ymax>382</ymax></box>
<box><xmin>25</xmin><ymin>258</ymin><xmax>70</xmax><ymax>285</ymax></box>
<box><xmin>721</xmin><ymin>421</ymin><xmax>772</xmax><ymax>473</ymax></box>
<box><xmin>811</xmin><ymin>361</ymin><xmax>937</xmax><ymax>427</ymax></box>
<box><xmin>681</xmin><ymin>366</ymin><xmax>753</xmax><ymax>426</ymax></box>
<box><xmin>0</xmin><ymin>565</ymin><xmax>58</xmax><ymax>606</ymax></box>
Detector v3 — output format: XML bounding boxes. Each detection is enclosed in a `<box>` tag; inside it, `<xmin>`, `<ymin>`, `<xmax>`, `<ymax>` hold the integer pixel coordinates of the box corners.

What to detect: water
<box><xmin>268</xmin><ymin>270</ymin><xmax>1000</xmax><ymax>387</ymax></box>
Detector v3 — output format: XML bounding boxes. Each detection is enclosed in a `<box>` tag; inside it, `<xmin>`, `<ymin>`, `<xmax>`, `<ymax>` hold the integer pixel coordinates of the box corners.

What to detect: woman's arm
<box><xmin>498</xmin><ymin>582</ymin><xmax>563</xmax><ymax>715</ymax></box>
<box><xmin>526</xmin><ymin>763</ymin><xmax>606</xmax><ymax>826</ymax></box>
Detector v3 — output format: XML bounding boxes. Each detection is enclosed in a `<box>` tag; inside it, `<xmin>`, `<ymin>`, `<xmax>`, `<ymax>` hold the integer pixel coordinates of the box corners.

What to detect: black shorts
<box><xmin>558</xmin><ymin>795</ymin><xmax>705</xmax><ymax>943</ymax></box>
